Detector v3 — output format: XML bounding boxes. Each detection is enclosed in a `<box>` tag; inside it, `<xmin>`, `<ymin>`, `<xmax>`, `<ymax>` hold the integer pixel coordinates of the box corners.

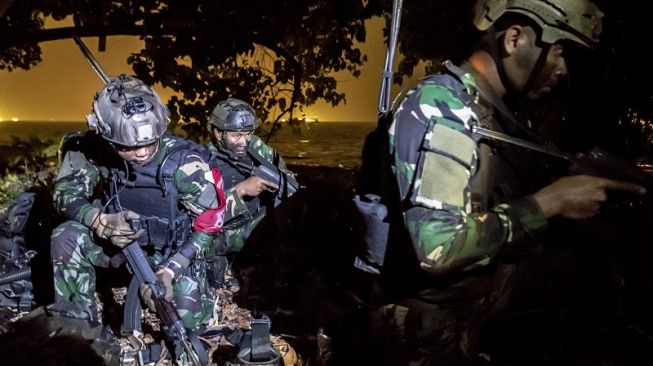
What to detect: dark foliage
<box><xmin>0</xmin><ymin>0</ymin><xmax>385</xmax><ymax>139</ymax></box>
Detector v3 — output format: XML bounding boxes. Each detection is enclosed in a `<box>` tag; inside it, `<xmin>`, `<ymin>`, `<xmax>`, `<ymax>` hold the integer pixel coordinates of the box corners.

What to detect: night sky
<box><xmin>0</xmin><ymin>16</ymin><xmax>410</xmax><ymax>123</ymax></box>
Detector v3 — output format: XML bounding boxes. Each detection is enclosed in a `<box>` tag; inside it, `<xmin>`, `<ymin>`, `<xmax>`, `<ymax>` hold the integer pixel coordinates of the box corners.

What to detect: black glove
<box><xmin>139</xmin><ymin>267</ymin><xmax>175</xmax><ymax>311</ymax></box>
<box><xmin>92</xmin><ymin>210</ymin><xmax>144</xmax><ymax>248</ymax></box>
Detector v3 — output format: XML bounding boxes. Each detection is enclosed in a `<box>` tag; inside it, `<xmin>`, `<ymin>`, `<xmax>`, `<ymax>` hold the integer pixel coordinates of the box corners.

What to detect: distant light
<box><xmin>0</xmin><ymin>118</ymin><xmax>3</xmax><ymax>122</ymax></box>
<box><xmin>10</xmin><ymin>117</ymin><xmax>19</xmax><ymax>122</ymax></box>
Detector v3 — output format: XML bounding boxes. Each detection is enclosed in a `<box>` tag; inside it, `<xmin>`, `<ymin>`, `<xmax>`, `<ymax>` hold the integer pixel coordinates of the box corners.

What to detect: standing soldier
<box><xmin>205</xmin><ymin>98</ymin><xmax>298</xmax><ymax>288</ymax></box>
<box><xmin>378</xmin><ymin>0</ymin><xmax>646</xmax><ymax>364</ymax></box>
<box><xmin>49</xmin><ymin>75</ymin><xmax>225</xmax><ymax>364</ymax></box>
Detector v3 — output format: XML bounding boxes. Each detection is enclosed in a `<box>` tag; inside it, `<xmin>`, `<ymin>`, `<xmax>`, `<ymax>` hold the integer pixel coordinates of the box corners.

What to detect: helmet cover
<box><xmin>87</xmin><ymin>74</ymin><xmax>169</xmax><ymax>147</ymax></box>
<box><xmin>472</xmin><ymin>0</ymin><xmax>603</xmax><ymax>48</ymax></box>
<box><xmin>208</xmin><ymin>98</ymin><xmax>259</xmax><ymax>132</ymax></box>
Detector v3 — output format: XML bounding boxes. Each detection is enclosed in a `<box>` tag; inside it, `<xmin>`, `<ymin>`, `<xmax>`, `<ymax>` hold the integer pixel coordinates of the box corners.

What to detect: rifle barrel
<box><xmin>73</xmin><ymin>36</ymin><xmax>111</xmax><ymax>84</ymax></box>
<box><xmin>378</xmin><ymin>0</ymin><xmax>404</xmax><ymax>115</ymax></box>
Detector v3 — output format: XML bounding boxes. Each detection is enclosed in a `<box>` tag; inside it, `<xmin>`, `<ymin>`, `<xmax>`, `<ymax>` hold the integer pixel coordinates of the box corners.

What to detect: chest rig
<box><xmin>103</xmin><ymin>136</ymin><xmax>203</xmax><ymax>250</ymax></box>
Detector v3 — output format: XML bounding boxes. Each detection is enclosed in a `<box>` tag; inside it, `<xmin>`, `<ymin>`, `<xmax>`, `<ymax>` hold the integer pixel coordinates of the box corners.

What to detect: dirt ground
<box><xmin>2</xmin><ymin>164</ymin><xmax>653</xmax><ymax>365</ymax></box>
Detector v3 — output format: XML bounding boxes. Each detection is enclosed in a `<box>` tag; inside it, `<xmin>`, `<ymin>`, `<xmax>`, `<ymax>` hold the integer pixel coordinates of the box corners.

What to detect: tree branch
<box><xmin>2</xmin><ymin>25</ymin><xmax>146</xmax><ymax>47</ymax></box>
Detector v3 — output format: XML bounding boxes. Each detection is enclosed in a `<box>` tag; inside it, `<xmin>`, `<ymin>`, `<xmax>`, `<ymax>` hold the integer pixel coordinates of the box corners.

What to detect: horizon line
<box><xmin>3</xmin><ymin>119</ymin><xmax>377</xmax><ymax>124</ymax></box>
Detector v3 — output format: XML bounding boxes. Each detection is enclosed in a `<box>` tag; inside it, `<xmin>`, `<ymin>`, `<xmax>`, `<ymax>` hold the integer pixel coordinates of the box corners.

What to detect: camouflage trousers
<box><xmin>50</xmin><ymin>220</ymin><xmax>215</xmax><ymax>330</ymax></box>
<box><xmin>369</xmin><ymin>292</ymin><xmax>489</xmax><ymax>366</ymax></box>
<box><xmin>368</xmin><ymin>261</ymin><xmax>539</xmax><ymax>366</ymax></box>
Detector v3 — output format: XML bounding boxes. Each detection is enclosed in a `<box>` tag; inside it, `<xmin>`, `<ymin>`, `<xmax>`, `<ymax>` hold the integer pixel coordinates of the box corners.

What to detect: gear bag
<box><xmin>0</xmin><ymin>192</ymin><xmax>37</xmax><ymax>310</ymax></box>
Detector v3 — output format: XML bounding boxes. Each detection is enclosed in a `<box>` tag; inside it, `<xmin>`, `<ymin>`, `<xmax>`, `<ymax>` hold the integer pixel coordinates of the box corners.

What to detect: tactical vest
<box><xmin>102</xmin><ymin>134</ymin><xmax>207</xmax><ymax>250</ymax></box>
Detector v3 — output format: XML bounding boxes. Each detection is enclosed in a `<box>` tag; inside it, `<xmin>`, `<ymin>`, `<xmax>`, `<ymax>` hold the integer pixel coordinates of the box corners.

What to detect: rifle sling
<box><xmin>472</xmin><ymin>126</ymin><xmax>572</xmax><ymax>161</ymax></box>
<box><xmin>188</xmin><ymin>331</ymin><xmax>209</xmax><ymax>365</ymax></box>
<box><xmin>122</xmin><ymin>265</ymin><xmax>209</xmax><ymax>365</ymax></box>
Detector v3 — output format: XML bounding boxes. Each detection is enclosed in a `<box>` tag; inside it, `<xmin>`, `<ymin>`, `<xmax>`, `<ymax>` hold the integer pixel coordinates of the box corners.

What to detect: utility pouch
<box><xmin>352</xmin><ymin>193</ymin><xmax>389</xmax><ymax>275</ymax></box>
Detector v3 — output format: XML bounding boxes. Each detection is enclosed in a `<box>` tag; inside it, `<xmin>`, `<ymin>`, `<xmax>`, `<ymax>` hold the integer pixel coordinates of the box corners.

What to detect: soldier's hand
<box><xmin>532</xmin><ymin>175</ymin><xmax>646</xmax><ymax>220</ymax></box>
<box><xmin>92</xmin><ymin>210</ymin><xmax>145</xmax><ymax>248</ymax></box>
<box><xmin>139</xmin><ymin>267</ymin><xmax>175</xmax><ymax>311</ymax></box>
<box><xmin>235</xmin><ymin>176</ymin><xmax>279</xmax><ymax>198</ymax></box>
<box><xmin>110</xmin><ymin>253</ymin><xmax>126</xmax><ymax>268</ymax></box>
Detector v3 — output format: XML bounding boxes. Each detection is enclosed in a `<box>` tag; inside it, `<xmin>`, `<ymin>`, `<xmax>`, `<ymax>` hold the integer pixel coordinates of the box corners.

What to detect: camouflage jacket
<box><xmin>389</xmin><ymin>61</ymin><xmax>548</xmax><ymax>278</ymax></box>
<box><xmin>54</xmin><ymin>132</ymin><xmax>223</xmax><ymax>261</ymax></box>
<box><xmin>207</xmin><ymin>135</ymin><xmax>295</xmax><ymax>253</ymax></box>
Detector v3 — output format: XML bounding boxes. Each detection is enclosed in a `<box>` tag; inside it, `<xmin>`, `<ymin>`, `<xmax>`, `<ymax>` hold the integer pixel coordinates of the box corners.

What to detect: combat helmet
<box><xmin>87</xmin><ymin>75</ymin><xmax>169</xmax><ymax>147</ymax></box>
<box><xmin>208</xmin><ymin>98</ymin><xmax>259</xmax><ymax>132</ymax></box>
<box><xmin>473</xmin><ymin>0</ymin><xmax>603</xmax><ymax>48</ymax></box>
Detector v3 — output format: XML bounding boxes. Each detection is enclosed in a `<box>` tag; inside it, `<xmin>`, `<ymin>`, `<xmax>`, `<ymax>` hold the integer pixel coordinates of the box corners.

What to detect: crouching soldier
<box><xmin>48</xmin><ymin>75</ymin><xmax>225</xmax><ymax>364</ymax></box>
<box><xmin>204</xmin><ymin>98</ymin><xmax>298</xmax><ymax>289</ymax></box>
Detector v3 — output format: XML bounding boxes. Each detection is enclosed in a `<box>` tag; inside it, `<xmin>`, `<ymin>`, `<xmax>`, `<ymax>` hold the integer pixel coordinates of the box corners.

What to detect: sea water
<box><xmin>0</xmin><ymin>121</ymin><xmax>376</xmax><ymax>169</ymax></box>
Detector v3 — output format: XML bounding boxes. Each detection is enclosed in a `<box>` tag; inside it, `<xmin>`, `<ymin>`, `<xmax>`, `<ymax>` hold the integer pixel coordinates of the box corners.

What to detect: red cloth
<box><xmin>193</xmin><ymin>168</ymin><xmax>226</xmax><ymax>233</ymax></box>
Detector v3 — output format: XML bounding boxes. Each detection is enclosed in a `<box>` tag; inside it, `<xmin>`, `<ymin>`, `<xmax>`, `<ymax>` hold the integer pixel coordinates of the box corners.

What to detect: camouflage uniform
<box><xmin>51</xmin><ymin>132</ymin><xmax>223</xmax><ymax>330</ymax></box>
<box><xmin>378</xmin><ymin>61</ymin><xmax>550</xmax><ymax>364</ymax></box>
<box><xmin>207</xmin><ymin>135</ymin><xmax>295</xmax><ymax>254</ymax></box>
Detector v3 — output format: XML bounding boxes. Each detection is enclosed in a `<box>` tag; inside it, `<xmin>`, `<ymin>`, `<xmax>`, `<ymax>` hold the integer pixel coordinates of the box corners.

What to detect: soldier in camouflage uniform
<box><xmin>49</xmin><ymin>75</ymin><xmax>225</xmax><ymax>357</ymax></box>
<box><xmin>378</xmin><ymin>0</ymin><xmax>646</xmax><ymax>364</ymax></box>
<box><xmin>204</xmin><ymin>98</ymin><xmax>297</xmax><ymax>288</ymax></box>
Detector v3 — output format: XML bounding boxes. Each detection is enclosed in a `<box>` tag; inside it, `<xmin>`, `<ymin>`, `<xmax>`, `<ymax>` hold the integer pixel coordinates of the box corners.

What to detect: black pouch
<box><xmin>352</xmin><ymin>193</ymin><xmax>389</xmax><ymax>275</ymax></box>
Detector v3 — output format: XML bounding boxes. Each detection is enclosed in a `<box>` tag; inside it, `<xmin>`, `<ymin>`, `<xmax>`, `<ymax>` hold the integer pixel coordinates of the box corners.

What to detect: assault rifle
<box><xmin>473</xmin><ymin>126</ymin><xmax>653</xmax><ymax>205</ymax></box>
<box><xmin>122</xmin><ymin>219</ymin><xmax>206</xmax><ymax>366</ymax></box>
<box><xmin>214</xmin><ymin>148</ymin><xmax>299</xmax><ymax>198</ymax></box>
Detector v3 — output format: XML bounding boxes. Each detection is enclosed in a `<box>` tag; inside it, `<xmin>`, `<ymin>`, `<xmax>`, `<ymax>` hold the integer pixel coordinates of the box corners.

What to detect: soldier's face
<box><xmin>526</xmin><ymin>43</ymin><xmax>568</xmax><ymax>100</ymax></box>
<box><xmin>115</xmin><ymin>140</ymin><xmax>159</xmax><ymax>165</ymax></box>
<box><xmin>221</xmin><ymin>130</ymin><xmax>253</xmax><ymax>159</ymax></box>
<box><xmin>503</xmin><ymin>26</ymin><xmax>568</xmax><ymax>100</ymax></box>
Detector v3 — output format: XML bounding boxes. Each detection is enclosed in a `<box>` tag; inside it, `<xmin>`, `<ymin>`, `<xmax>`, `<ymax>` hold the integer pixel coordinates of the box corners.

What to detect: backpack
<box><xmin>353</xmin><ymin>103</ymin><xmax>438</xmax><ymax>302</ymax></box>
<box><xmin>0</xmin><ymin>192</ymin><xmax>37</xmax><ymax>311</ymax></box>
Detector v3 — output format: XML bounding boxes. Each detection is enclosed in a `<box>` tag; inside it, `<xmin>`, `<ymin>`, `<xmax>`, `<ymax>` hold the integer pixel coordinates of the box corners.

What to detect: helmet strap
<box><xmin>519</xmin><ymin>42</ymin><xmax>550</xmax><ymax>100</ymax></box>
<box><xmin>489</xmin><ymin>26</ymin><xmax>551</xmax><ymax>103</ymax></box>
<box><xmin>486</xmin><ymin>26</ymin><xmax>518</xmax><ymax>98</ymax></box>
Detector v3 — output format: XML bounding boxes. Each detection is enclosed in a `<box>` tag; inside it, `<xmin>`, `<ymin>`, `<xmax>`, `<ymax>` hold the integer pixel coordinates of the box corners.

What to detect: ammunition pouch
<box><xmin>132</xmin><ymin>214</ymin><xmax>191</xmax><ymax>250</ymax></box>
